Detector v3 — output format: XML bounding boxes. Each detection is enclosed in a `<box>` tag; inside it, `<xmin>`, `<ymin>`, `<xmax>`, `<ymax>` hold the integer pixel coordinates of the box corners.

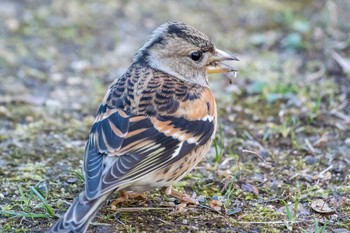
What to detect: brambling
<box><xmin>50</xmin><ymin>21</ymin><xmax>238</xmax><ymax>233</ymax></box>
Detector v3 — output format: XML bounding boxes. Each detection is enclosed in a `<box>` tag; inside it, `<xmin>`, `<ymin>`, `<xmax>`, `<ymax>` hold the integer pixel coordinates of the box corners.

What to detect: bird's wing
<box><xmin>84</xmin><ymin>68</ymin><xmax>216</xmax><ymax>200</ymax></box>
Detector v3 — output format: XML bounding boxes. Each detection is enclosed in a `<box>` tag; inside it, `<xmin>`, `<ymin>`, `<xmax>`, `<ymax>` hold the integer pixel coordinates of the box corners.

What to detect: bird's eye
<box><xmin>190</xmin><ymin>51</ymin><xmax>202</xmax><ymax>61</ymax></box>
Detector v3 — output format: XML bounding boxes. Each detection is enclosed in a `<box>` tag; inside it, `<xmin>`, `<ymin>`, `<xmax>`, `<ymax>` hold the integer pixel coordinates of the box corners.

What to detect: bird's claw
<box><xmin>111</xmin><ymin>191</ymin><xmax>147</xmax><ymax>209</ymax></box>
<box><xmin>163</xmin><ymin>186</ymin><xmax>198</xmax><ymax>212</ymax></box>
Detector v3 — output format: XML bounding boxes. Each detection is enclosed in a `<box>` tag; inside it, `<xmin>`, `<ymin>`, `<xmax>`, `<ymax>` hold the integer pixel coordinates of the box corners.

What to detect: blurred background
<box><xmin>0</xmin><ymin>0</ymin><xmax>349</xmax><ymax>232</ymax></box>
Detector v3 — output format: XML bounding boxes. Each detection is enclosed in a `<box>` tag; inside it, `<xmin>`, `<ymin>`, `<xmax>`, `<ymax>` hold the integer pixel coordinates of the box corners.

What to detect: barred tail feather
<box><xmin>49</xmin><ymin>191</ymin><xmax>112</xmax><ymax>233</ymax></box>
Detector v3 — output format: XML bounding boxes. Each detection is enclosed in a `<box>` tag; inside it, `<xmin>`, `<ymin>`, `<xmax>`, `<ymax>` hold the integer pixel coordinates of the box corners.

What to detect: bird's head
<box><xmin>134</xmin><ymin>21</ymin><xmax>238</xmax><ymax>85</ymax></box>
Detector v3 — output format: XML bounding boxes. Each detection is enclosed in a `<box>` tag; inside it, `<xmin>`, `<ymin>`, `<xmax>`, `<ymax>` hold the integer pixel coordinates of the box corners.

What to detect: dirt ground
<box><xmin>0</xmin><ymin>0</ymin><xmax>349</xmax><ymax>232</ymax></box>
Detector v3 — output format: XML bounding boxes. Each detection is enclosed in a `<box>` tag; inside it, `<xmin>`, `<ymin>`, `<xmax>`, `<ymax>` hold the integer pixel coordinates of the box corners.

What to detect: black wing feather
<box><xmin>84</xmin><ymin>108</ymin><xmax>129</xmax><ymax>200</ymax></box>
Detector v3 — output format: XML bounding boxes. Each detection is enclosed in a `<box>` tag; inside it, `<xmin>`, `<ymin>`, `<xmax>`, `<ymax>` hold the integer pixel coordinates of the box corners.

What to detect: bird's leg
<box><xmin>111</xmin><ymin>190</ymin><xmax>147</xmax><ymax>208</ymax></box>
<box><xmin>163</xmin><ymin>186</ymin><xmax>198</xmax><ymax>212</ymax></box>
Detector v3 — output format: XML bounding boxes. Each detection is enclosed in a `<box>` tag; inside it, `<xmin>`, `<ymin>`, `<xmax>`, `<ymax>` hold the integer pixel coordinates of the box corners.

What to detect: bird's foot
<box><xmin>111</xmin><ymin>190</ymin><xmax>147</xmax><ymax>209</ymax></box>
<box><xmin>163</xmin><ymin>186</ymin><xmax>198</xmax><ymax>212</ymax></box>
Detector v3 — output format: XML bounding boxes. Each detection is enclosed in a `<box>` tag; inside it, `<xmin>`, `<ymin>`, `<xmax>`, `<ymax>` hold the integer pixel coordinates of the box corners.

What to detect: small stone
<box><xmin>304</xmin><ymin>155</ymin><xmax>319</xmax><ymax>165</ymax></box>
<box><xmin>0</xmin><ymin>106</ymin><xmax>8</xmax><ymax>117</ymax></box>
<box><xmin>182</xmin><ymin>219</ymin><xmax>188</xmax><ymax>225</ymax></box>
<box><xmin>67</xmin><ymin>76</ymin><xmax>83</xmax><ymax>85</ymax></box>
<box><xmin>227</xmin><ymin>207</ymin><xmax>242</xmax><ymax>215</ymax></box>
<box><xmin>66</xmin><ymin>177</ymin><xmax>78</xmax><ymax>184</ymax></box>
<box><xmin>333</xmin><ymin>228</ymin><xmax>350</xmax><ymax>233</ymax></box>
<box><xmin>5</xmin><ymin>18</ymin><xmax>20</xmax><ymax>32</ymax></box>
<box><xmin>345</xmin><ymin>138</ymin><xmax>350</xmax><ymax>144</ymax></box>
<box><xmin>197</xmin><ymin>195</ymin><xmax>206</xmax><ymax>203</ymax></box>
<box><xmin>259</xmin><ymin>149</ymin><xmax>270</xmax><ymax>159</ymax></box>
<box><xmin>70</xmin><ymin>60</ymin><xmax>90</xmax><ymax>72</ymax></box>
<box><xmin>297</xmin><ymin>203</ymin><xmax>310</xmax><ymax>215</ymax></box>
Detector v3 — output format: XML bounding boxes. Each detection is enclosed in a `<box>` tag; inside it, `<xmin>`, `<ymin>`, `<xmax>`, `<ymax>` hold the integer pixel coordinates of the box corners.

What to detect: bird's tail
<box><xmin>49</xmin><ymin>191</ymin><xmax>112</xmax><ymax>233</ymax></box>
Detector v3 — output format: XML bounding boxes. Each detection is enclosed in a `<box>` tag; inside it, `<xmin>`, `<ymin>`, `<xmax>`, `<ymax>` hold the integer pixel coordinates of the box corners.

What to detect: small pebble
<box><xmin>66</xmin><ymin>177</ymin><xmax>78</xmax><ymax>184</ymax></box>
<box><xmin>345</xmin><ymin>138</ymin><xmax>350</xmax><ymax>144</ymax></box>
<box><xmin>259</xmin><ymin>149</ymin><xmax>270</xmax><ymax>159</ymax></box>
<box><xmin>304</xmin><ymin>155</ymin><xmax>319</xmax><ymax>165</ymax></box>
<box><xmin>227</xmin><ymin>207</ymin><xmax>242</xmax><ymax>215</ymax></box>
<box><xmin>197</xmin><ymin>195</ymin><xmax>206</xmax><ymax>203</ymax></box>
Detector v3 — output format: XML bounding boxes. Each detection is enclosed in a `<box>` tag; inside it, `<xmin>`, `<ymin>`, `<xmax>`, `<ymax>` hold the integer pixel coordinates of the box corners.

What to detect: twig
<box><xmin>235</xmin><ymin>220</ymin><xmax>312</xmax><ymax>224</ymax></box>
<box><xmin>289</xmin><ymin>173</ymin><xmax>300</xmax><ymax>180</ymax></box>
<box><xmin>304</xmin><ymin>138</ymin><xmax>316</xmax><ymax>154</ymax></box>
<box><xmin>241</xmin><ymin>149</ymin><xmax>265</xmax><ymax>162</ymax></box>
<box><xmin>198</xmin><ymin>204</ymin><xmax>223</xmax><ymax>215</ymax></box>
<box><xmin>91</xmin><ymin>222</ymin><xmax>112</xmax><ymax>226</ymax></box>
<box><xmin>155</xmin><ymin>217</ymin><xmax>174</xmax><ymax>225</ymax></box>
<box><xmin>319</xmin><ymin>165</ymin><xmax>333</xmax><ymax>176</ymax></box>
<box><xmin>330</xmin><ymin>111</ymin><xmax>350</xmax><ymax>123</ymax></box>
<box><xmin>242</xmin><ymin>131</ymin><xmax>264</xmax><ymax>150</ymax></box>
<box><xmin>113</xmin><ymin>207</ymin><xmax>174</xmax><ymax>212</ymax></box>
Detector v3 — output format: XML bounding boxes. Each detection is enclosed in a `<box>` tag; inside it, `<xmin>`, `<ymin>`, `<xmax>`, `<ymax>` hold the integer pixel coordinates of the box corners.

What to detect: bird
<box><xmin>49</xmin><ymin>21</ymin><xmax>238</xmax><ymax>233</ymax></box>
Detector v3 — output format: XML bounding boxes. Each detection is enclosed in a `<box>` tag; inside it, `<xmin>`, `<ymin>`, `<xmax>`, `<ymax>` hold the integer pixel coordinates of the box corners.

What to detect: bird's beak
<box><xmin>206</xmin><ymin>49</ymin><xmax>239</xmax><ymax>74</ymax></box>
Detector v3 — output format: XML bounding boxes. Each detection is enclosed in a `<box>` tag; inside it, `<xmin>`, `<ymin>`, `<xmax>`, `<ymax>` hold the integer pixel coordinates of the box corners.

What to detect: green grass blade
<box><xmin>0</xmin><ymin>210</ymin><xmax>50</xmax><ymax>218</ymax></box>
<box><xmin>282</xmin><ymin>200</ymin><xmax>294</xmax><ymax>222</ymax></box>
<box><xmin>18</xmin><ymin>185</ymin><xmax>29</xmax><ymax>207</ymax></box>
<box><xmin>30</xmin><ymin>186</ymin><xmax>55</xmax><ymax>216</ymax></box>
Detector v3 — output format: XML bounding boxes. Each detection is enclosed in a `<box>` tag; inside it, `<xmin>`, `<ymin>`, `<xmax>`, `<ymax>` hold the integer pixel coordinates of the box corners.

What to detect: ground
<box><xmin>0</xmin><ymin>0</ymin><xmax>349</xmax><ymax>232</ymax></box>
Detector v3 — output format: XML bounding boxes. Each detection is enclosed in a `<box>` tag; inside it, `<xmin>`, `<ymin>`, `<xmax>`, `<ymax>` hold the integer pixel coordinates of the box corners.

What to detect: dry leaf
<box><xmin>311</xmin><ymin>199</ymin><xmax>335</xmax><ymax>214</ymax></box>
<box><xmin>241</xmin><ymin>183</ymin><xmax>259</xmax><ymax>195</ymax></box>
<box><xmin>313</xmin><ymin>132</ymin><xmax>332</xmax><ymax>147</ymax></box>
<box><xmin>323</xmin><ymin>171</ymin><xmax>332</xmax><ymax>181</ymax></box>
<box><xmin>209</xmin><ymin>199</ymin><xmax>223</xmax><ymax>212</ymax></box>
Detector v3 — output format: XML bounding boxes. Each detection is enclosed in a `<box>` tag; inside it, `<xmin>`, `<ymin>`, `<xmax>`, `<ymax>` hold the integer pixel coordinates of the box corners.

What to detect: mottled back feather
<box><xmin>84</xmin><ymin>63</ymin><xmax>216</xmax><ymax>199</ymax></box>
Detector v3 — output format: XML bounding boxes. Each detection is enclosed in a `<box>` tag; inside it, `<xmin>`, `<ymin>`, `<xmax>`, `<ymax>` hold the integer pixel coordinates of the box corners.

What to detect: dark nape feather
<box><xmin>166</xmin><ymin>22</ymin><xmax>214</xmax><ymax>52</ymax></box>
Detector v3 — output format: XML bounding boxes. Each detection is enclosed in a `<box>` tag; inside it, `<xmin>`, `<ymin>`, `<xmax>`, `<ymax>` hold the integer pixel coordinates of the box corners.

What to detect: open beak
<box><xmin>206</xmin><ymin>49</ymin><xmax>239</xmax><ymax>75</ymax></box>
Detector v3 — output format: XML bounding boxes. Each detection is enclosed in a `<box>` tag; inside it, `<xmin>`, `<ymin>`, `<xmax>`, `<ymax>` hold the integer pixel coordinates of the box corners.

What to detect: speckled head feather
<box><xmin>133</xmin><ymin>21</ymin><xmax>218</xmax><ymax>85</ymax></box>
<box><xmin>166</xmin><ymin>22</ymin><xmax>214</xmax><ymax>52</ymax></box>
<box><xmin>134</xmin><ymin>21</ymin><xmax>214</xmax><ymax>63</ymax></box>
